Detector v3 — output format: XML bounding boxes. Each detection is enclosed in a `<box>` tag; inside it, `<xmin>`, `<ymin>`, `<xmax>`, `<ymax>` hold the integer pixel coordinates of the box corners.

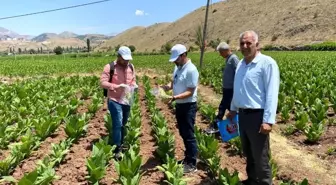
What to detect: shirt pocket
<box><xmin>245</xmin><ymin>67</ymin><xmax>262</xmax><ymax>85</ymax></box>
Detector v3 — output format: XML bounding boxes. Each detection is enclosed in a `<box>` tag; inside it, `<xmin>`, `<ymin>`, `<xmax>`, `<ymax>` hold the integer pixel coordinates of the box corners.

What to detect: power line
<box><xmin>0</xmin><ymin>0</ymin><xmax>112</xmax><ymax>21</ymax></box>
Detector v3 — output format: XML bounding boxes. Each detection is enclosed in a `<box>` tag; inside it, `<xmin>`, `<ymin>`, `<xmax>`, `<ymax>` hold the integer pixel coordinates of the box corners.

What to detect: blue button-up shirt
<box><xmin>172</xmin><ymin>60</ymin><xmax>199</xmax><ymax>104</ymax></box>
<box><xmin>230</xmin><ymin>53</ymin><xmax>280</xmax><ymax>124</ymax></box>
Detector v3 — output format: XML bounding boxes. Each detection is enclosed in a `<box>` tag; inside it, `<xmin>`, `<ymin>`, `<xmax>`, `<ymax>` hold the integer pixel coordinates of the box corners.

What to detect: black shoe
<box><xmin>113</xmin><ymin>152</ymin><xmax>122</xmax><ymax>161</ymax></box>
<box><xmin>205</xmin><ymin>126</ymin><xmax>219</xmax><ymax>134</ymax></box>
<box><xmin>178</xmin><ymin>159</ymin><xmax>185</xmax><ymax>165</ymax></box>
<box><xmin>183</xmin><ymin>164</ymin><xmax>197</xmax><ymax>174</ymax></box>
<box><xmin>241</xmin><ymin>179</ymin><xmax>257</xmax><ymax>185</ymax></box>
<box><xmin>121</xmin><ymin>144</ymin><xmax>128</xmax><ymax>152</ymax></box>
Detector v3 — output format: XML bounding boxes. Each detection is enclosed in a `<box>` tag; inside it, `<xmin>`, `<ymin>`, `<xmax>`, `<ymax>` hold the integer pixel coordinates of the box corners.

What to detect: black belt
<box><xmin>239</xmin><ymin>108</ymin><xmax>263</xmax><ymax>114</ymax></box>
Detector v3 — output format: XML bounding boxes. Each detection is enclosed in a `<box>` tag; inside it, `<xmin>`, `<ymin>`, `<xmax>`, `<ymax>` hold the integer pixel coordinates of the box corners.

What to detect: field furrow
<box><xmin>152</xmin><ymin>90</ymin><xmax>211</xmax><ymax>184</ymax></box>
<box><xmin>10</xmin><ymin>125</ymin><xmax>67</xmax><ymax>180</ymax></box>
<box><xmin>138</xmin><ymin>84</ymin><xmax>164</xmax><ymax>185</ymax></box>
<box><xmin>51</xmin><ymin>107</ymin><xmax>107</xmax><ymax>185</ymax></box>
<box><xmin>198</xmin><ymin>84</ymin><xmax>336</xmax><ymax>184</ymax></box>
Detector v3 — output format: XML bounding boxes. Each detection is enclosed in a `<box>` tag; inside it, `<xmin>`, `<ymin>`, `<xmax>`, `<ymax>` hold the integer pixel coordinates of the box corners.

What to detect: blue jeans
<box><xmin>107</xmin><ymin>99</ymin><xmax>130</xmax><ymax>152</ymax></box>
<box><xmin>175</xmin><ymin>102</ymin><xmax>198</xmax><ymax>166</ymax></box>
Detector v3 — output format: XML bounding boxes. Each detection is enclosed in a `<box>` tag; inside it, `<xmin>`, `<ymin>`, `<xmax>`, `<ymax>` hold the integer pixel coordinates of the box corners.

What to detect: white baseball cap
<box><xmin>118</xmin><ymin>46</ymin><xmax>133</xmax><ymax>60</ymax></box>
<box><xmin>169</xmin><ymin>44</ymin><xmax>187</xmax><ymax>62</ymax></box>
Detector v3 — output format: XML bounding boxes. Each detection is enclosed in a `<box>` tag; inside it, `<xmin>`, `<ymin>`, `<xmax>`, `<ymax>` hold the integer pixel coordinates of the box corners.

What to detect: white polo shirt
<box><xmin>172</xmin><ymin>60</ymin><xmax>199</xmax><ymax>104</ymax></box>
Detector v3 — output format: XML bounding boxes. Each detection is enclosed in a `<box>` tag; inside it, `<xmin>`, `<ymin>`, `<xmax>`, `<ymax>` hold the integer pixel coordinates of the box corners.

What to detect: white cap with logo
<box><xmin>118</xmin><ymin>46</ymin><xmax>133</xmax><ymax>60</ymax></box>
<box><xmin>169</xmin><ymin>44</ymin><xmax>187</xmax><ymax>62</ymax></box>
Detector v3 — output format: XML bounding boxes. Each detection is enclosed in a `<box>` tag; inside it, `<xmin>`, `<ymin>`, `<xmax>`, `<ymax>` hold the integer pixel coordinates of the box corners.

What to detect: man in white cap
<box><xmin>205</xmin><ymin>42</ymin><xmax>239</xmax><ymax>134</ymax></box>
<box><xmin>100</xmin><ymin>46</ymin><xmax>137</xmax><ymax>160</ymax></box>
<box><xmin>163</xmin><ymin>44</ymin><xmax>199</xmax><ymax>173</ymax></box>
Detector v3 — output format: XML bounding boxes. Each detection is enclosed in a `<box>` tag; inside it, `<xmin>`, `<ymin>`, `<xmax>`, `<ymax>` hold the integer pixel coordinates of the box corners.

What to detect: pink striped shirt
<box><xmin>100</xmin><ymin>61</ymin><xmax>136</xmax><ymax>105</ymax></box>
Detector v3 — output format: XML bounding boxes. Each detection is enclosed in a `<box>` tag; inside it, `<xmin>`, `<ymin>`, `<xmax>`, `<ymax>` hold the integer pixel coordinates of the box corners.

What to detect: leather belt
<box><xmin>239</xmin><ymin>108</ymin><xmax>263</xmax><ymax>114</ymax></box>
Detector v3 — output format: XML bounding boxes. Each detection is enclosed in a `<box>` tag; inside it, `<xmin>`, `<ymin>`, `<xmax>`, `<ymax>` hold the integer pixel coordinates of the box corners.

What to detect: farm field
<box><xmin>0</xmin><ymin>51</ymin><xmax>335</xmax><ymax>185</ymax></box>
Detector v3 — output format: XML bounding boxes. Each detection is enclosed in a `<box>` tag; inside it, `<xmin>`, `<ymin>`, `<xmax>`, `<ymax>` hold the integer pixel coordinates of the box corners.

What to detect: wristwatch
<box><xmin>172</xmin><ymin>96</ymin><xmax>176</xmax><ymax>101</ymax></box>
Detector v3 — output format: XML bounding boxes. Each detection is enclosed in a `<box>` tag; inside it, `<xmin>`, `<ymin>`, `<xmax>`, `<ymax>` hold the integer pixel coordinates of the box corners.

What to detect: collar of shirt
<box><xmin>177</xmin><ymin>59</ymin><xmax>191</xmax><ymax>70</ymax></box>
<box><xmin>243</xmin><ymin>52</ymin><xmax>262</xmax><ymax>66</ymax></box>
<box><xmin>226</xmin><ymin>54</ymin><xmax>233</xmax><ymax>62</ymax></box>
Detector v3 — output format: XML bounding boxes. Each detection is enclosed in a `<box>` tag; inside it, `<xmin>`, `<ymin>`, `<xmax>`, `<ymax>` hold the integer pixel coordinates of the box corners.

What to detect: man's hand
<box><xmin>168</xmin><ymin>96</ymin><xmax>176</xmax><ymax>104</ymax></box>
<box><xmin>226</xmin><ymin>111</ymin><xmax>237</xmax><ymax>120</ymax></box>
<box><xmin>259</xmin><ymin>123</ymin><xmax>272</xmax><ymax>134</ymax></box>
<box><xmin>110</xmin><ymin>84</ymin><xmax>126</xmax><ymax>91</ymax></box>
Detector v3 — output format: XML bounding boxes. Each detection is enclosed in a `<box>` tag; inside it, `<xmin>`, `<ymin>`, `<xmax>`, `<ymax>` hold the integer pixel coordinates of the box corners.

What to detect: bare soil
<box><xmin>138</xmin><ymin>85</ymin><xmax>165</xmax><ymax>185</ymax></box>
<box><xmin>155</xmin><ymin>98</ymin><xmax>212</xmax><ymax>185</ymax></box>
<box><xmin>10</xmin><ymin>125</ymin><xmax>68</xmax><ymax>180</ymax></box>
<box><xmin>51</xmin><ymin>107</ymin><xmax>108</xmax><ymax>185</ymax></box>
<box><xmin>96</xmin><ymin>0</ymin><xmax>336</xmax><ymax>52</ymax></box>
<box><xmin>0</xmin><ymin>97</ymin><xmax>92</xmax><ymax>184</ymax></box>
<box><xmin>286</xmin><ymin>125</ymin><xmax>336</xmax><ymax>164</ymax></box>
<box><xmin>198</xmin><ymin>84</ymin><xmax>336</xmax><ymax>185</ymax></box>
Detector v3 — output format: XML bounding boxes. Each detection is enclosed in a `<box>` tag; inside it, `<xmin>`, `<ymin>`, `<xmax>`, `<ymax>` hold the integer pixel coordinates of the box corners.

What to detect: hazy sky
<box><xmin>0</xmin><ymin>0</ymin><xmax>222</xmax><ymax>36</ymax></box>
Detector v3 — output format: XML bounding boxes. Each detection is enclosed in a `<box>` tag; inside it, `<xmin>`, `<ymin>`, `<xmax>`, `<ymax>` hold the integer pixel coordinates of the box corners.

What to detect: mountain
<box><xmin>32</xmin><ymin>33</ymin><xmax>59</xmax><ymax>42</ymax></box>
<box><xmin>96</xmin><ymin>0</ymin><xmax>336</xmax><ymax>52</ymax></box>
<box><xmin>76</xmin><ymin>34</ymin><xmax>110</xmax><ymax>40</ymax></box>
<box><xmin>0</xmin><ymin>27</ymin><xmax>20</xmax><ymax>38</ymax></box>
<box><xmin>31</xmin><ymin>32</ymin><xmax>111</xmax><ymax>44</ymax></box>
<box><xmin>59</xmin><ymin>31</ymin><xmax>78</xmax><ymax>38</ymax></box>
<box><xmin>0</xmin><ymin>27</ymin><xmax>112</xmax><ymax>52</ymax></box>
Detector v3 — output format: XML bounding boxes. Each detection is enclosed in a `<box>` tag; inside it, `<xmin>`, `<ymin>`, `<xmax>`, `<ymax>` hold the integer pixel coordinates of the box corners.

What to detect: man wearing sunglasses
<box><xmin>163</xmin><ymin>44</ymin><xmax>199</xmax><ymax>174</ymax></box>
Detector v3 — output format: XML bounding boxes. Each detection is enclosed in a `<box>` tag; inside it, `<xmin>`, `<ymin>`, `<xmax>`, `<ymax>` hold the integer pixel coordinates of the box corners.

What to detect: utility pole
<box><xmin>199</xmin><ymin>0</ymin><xmax>210</xmax><ymax>69</ymax></box>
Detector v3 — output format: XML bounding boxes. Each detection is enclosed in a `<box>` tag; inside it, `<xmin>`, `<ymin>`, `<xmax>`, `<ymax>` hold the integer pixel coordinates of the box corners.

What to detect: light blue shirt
<box><xmin>172</xmin><ymin>60</ymin><xmax>199</xmax><ymax>104</ymax></box>
<box><xmin>230</xmin><ymin>53</ymin><xmax>280</xmax><ymax>124</ymax></box>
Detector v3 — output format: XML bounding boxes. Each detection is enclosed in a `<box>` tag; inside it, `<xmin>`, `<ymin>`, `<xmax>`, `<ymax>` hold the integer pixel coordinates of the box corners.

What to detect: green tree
<box><xmin>161</xmin><ymin>42</ymin><xmax>172</xmax><ymax>53</ymax></box>
<box><xmin>54</xmin><ymin>46</ymin><xmax>63</xmax><ymax>55</ymax></box>
<box><xmin>87</xmin><ymin>38</ymin><xmax>91</xmax><ymax>52</ymax></box>
<box><xmin>115</xmin><ymin>44</ymin><xmax>120</xmax><ymax>52</ymax></box>
<box><xmin>209</xmin><ymin>38</ymin><xmax>221</xmax><ymax>50</ymax></box>
<box><xmin>194</xmin><ymin>24</ymin><xmax>203</xmax><ymax>50</ymax></box>
<box><xmin>128</xmin><ymin>45</ymin><xmax>136</xmax><ymax>52</ymax></box>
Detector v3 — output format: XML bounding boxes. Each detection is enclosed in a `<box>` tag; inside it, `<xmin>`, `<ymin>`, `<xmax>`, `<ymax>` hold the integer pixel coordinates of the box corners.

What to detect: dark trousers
<box><xmin>238</xmin><ymin>109</ymin><xmax>272</xmax><ymax>185</ymax></box>
<box><xmin>217</xmin><ymin>88</ymin><xmax>234</xmax><ymax>120</ymax></box>
<box><xmin>175</xmin><ymin>102</ymin><xmax>198</xmax><ymax>166</ymax></box>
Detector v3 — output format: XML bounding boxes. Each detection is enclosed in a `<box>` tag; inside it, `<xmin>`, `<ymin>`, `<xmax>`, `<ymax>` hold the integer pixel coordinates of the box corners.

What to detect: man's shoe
<box><xmin>113</xmin><ymin>152</ymin><xmax>122</xmax><ymax>161</ymax></box>
<box><xmin>177</xmin><ymin>159</ymin><xmax>185</xmax><ymax>165</ymax></box>
<box><xmin>183</xmin><ymin>164</ymin><xmax>197</xmax><ymax>174</ymax></box>
<box><xmin>205</xmin><ymin>126</ymin><xmax>219</xmax><ymax>134</ymax></box>
<box><xmin>241</xmin><ymin>180</ymin><xmax>249</xmax><ymax>185</ymax></box>
<box><xmin>121</xmin><ymin>144</ymin><xmax>129</xmax><ymax>152</ymax></box>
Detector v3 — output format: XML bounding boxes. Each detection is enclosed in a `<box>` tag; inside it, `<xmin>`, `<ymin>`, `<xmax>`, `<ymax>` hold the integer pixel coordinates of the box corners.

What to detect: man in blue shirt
<box><xmin>163</xmin><ymin>44</ymin><xmax>199</xmax><ymax>174</ymax></box>
<box><xmin>205</xmin><ymin>42</ymin><xmax>239</xmax><ymax>134</ymax></box>
<box><xmin>227</xmin><ymin>31</ymin><xmax>280</xmax><ymax>185</ymax></box>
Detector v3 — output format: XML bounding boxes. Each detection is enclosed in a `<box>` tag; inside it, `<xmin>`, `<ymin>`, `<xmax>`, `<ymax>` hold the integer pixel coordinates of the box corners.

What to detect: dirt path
<box><xmin>154</xmin><ymin>97</ymin><xmax>212</xmax><ymax>185</ymax></box>
<box><xmin>10</xmin><ymin>125</ymin><xmax>67</xmax><ymax>180</ymax></box>
<box><xmin>195</xmin><ymin>111</ymin><xmax>248</xmax><ymax>181</ymax></box>
<box><xmin>198</xmin><ymin>84</ymin><xmax>336</xmax><ymax>185</ymax></box>
<box><xmin>51</xmin><ymin>107</ymin><xmax>108</xmax><ymax>185</ymax></box>
<box><xmin>138</xmin><ymin>85</ymin><xmax>165</xmax><ymax>185</ymax></box>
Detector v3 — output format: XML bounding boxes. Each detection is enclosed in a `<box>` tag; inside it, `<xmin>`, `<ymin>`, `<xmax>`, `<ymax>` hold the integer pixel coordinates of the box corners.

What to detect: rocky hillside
<box><xmin>96</xmin><ymin>0</ymin><xmax>336</xmax><ymax>52</ymax></box>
